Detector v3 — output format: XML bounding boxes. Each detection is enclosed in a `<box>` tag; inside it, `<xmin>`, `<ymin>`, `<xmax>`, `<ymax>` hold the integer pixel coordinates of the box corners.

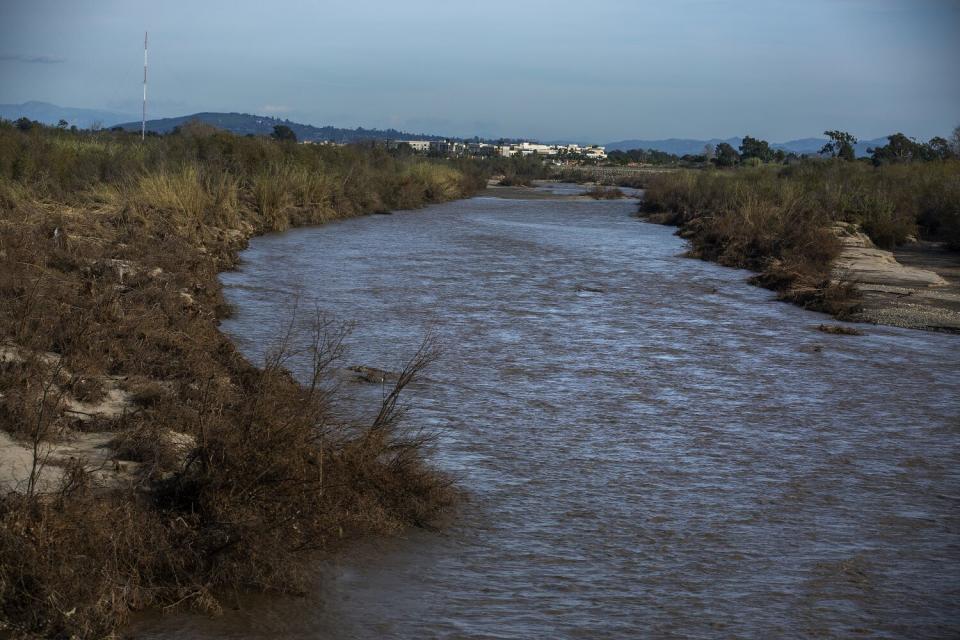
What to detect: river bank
<box><xmin>637</xmin><ymin>163</ymin><xmax>960</xmax><ymax>334</ymax></box>
<box><xmin>640</xmin><ymin>213</ymin><xmax>960</xmax><ymax>333</ymax></box>
<box><xmin>0</xmin><ymin>124</ymin><xmax>484</xmax><ymax>637</ymax></box>
<box><xmin>837</xmin><ymin>231</ymin><xmax>960</xmax><ymax>332</ymax></box>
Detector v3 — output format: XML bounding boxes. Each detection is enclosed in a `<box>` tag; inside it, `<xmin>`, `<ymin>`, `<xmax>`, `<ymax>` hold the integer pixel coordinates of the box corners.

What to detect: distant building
<box><xmin>389</xmin><ymin>138</ymin><xmax>606</xmax><ymax>161</ymax></box>
<box><xmin>402</xmin><ymin>140</ymin><xmax>431</xmax><ymax>152</ymax></box>
<box><xmin>498</xmin><ymin>142</ymin><xmax>556</xmax><ymax>157</ymax></box>
<box><xmin>429</xmin><ymin>140</ymin><xmax>465</xmax><ymax>156</ymax></box>
<box><xmin>495</xmin><ymin>141</ymin><xmax>606</xmax><ymax>159</ymax></box>
<box><xmin>468</xmin><ymin>142</ymin><xmax>496</xmax><ymax>157</ymax></box>
<box><xmin>389</xmin><ymin>139</ymin><xmax>432</xmax><ymax>152</ymax></box>
<box><xmin>583</xmin><ymin>145</ymin><xmax>607</xmax><ymax>160</ymax></box>
<box><xmin>301</xmin><ymin>140</ymin><xmax>346</xmax><ymax>146</ymax></box>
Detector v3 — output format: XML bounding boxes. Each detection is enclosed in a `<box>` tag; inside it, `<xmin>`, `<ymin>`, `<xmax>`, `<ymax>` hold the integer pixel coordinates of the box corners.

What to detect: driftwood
<box><xmin>348</xmin><ymin>365</ymin><xmax>397</xmax><ymax>383</ymax></box>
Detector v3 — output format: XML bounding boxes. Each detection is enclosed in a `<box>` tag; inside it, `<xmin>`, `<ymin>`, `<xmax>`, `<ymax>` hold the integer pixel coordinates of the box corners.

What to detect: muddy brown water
<box><xmin>133</xmin><ymin>188</ymin><xmax>960</xmax><ymax>638</ymax></box>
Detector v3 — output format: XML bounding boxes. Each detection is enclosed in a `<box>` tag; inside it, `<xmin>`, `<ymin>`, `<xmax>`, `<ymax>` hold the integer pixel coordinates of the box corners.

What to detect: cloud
<box><xmin>260</xmin><ymin>105</ymin><xmax>291</xmax><ymax>114</ymax></box>
<box><xmin>0</xmin><ymin>53</ymin><xmax>65</xmax><ymax>64</ymax></box>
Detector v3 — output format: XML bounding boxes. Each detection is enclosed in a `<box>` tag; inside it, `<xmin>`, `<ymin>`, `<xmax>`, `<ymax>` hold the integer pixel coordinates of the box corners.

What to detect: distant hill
<box><xmin>0</xmin><ymin>101</ymin><xmax>134</xmax><ymax>129</ymax></box>
<box><xmin>857</xmin><ymin>138</ymin><xmax>891</xmax><ymax>156</ymax></box>
<box><xmin>114</xmin><ymin>112</ymin><xmax>449</xmax><ymax>143</ymax></box>
<box><xmin>775</xmin><ymin>136</ymin><xmax>889</xmax><ymax>157</ymax></box>
<box><xmin>772</xmin><ymin>137</ymin><xmax>827</xmax><ymax>155</ymax></box>
<box><xmin>605</xmin><ymin>136</ymin><xmax>890</xmax><ymax>158</ymax></box>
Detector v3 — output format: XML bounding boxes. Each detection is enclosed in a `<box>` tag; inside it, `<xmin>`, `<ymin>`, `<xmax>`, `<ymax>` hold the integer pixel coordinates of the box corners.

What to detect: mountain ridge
<box><xmin>113</xmin><ymin>111</ymin><xmax>451</xmax><ymax>143</ymax></box>
<box><xmin>0</xmin><ymin>101</ymin><xmax>134</xmax><ymax>129</ymax></box>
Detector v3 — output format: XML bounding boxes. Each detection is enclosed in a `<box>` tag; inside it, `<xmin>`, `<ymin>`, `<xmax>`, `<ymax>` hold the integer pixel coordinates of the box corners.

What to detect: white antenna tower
<box><xmin>142</xmin><ymin>31</ymin><xmax>148</xmax><ymax>140</ymax></box>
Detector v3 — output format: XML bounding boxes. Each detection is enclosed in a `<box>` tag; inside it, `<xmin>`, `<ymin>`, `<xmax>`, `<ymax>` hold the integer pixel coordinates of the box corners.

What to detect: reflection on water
<box><xmin>133</xmin><ymin>188</ymin><xmax>960</xmax><ymax>638</ymax></box>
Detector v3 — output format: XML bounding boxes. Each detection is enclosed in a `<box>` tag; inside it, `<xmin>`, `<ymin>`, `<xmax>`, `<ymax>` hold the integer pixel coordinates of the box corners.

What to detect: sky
<box><xmin>0</xmin><ymin>0</ymin><xmax>958</xmax><ymax>142</ymax></box>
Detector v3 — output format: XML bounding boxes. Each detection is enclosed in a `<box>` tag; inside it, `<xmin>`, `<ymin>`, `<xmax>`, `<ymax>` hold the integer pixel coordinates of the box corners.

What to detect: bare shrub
<box><xmin>585</xmin><ymin>186</ymin><xmax>625</xmax><ymax>199</ymax></box>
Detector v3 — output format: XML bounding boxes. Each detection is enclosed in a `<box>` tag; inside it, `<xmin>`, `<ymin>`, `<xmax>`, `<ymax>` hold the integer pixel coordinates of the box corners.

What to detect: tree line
<box><xmin>608</xmin><ymin>126</ymin><xmax>960</xmax><ymax>168</ymax></box>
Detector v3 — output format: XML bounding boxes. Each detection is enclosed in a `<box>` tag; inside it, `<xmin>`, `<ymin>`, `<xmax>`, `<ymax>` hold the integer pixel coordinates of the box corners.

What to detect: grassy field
<box><xmin>0</xmin><ymin>122</ymin><xmax>485</xmax><ymax>637</ymax></box>
<box><xmin>639</xmin><ymin>160</ymin><xmax>960</xmax><ymax>315</ymax></box>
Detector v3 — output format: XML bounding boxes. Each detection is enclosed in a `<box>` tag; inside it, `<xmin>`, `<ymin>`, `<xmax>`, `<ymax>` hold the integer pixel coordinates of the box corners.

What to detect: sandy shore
<box><xmin>832</xmin><ymin>225</ymin><xmax>960</xmax><ymax>332</ymax></box>
<box><xmin>483</xmin><ymin>180</ymin><xmax>635</xmax><ymax>202</ymax></box>
<box><xmin>483</xmin><ymin>183</ymin><xmax>589</xmax><ymax>200</ymax></box>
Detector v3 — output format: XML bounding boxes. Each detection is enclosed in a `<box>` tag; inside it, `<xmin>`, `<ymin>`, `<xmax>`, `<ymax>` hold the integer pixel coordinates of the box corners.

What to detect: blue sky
<box><xmin>1</xmin><ymin>0</ymin><xmax>957</xmax><ymax>142</ymax></box>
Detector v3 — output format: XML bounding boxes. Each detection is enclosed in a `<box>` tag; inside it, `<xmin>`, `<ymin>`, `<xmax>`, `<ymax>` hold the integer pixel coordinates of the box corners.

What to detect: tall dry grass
<box><xmin>0</xmin><ymin>121</ymin><xmax>476</xmax><ymax>637</ymax></box>
<box><xmin>641</xmin><ymin>160</ymin><xmax>960</xmax><ymax>313</ymax></box>
<box><xmin>0</xmin><ymin>119</ymin><xmax>488</xmax><ymax>232</ymax></box>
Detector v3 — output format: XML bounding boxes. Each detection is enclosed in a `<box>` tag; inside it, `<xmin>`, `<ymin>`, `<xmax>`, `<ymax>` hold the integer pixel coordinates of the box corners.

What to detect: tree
<box><xmin>926</xmin><ymin>137</ymin><xmax>953</xmax><ymax>160</ymax></box>
<box><xmin>271</xmin><ymin>124</ymin><xmax>297</xmax><ymax>143</ymax></box>
<box><xmin>703</xmin><ymin>144</ymin><xmax>715</xmax><ymax>162</ymax></box>
<box><xmin>739</xmin><ymin>136</ymin><xmax>773</xmax><ymax>163</ymax></box>
<box><xmin>392</xmin><ymin>141</ymin><xmax>414</xmax><ymax>157</ymax></box>
<box><xmin>870</xmin><ymin>133</ymin><xmax>920</xmax><ymax>164</ymax></box>
<box><xmin>14</xmin><ymin>117</ymin><xmax>33</xmax><ymax>131</ymax></box>
<box><xmin>951</xmin><ymin>125</ymin><xmax>960</xmax><ymax>157</ymax></box>
<box><xmin>714</xmin><ymin>142</ymin><xmax>740</xmax><ymax>167</ymax></box>
<box><xmin>57</xmin><ymin>119</ymin><xmax>69</xmax><ymax>129</ymax></box>
<box><xmin>821</xmin><ymin>130</ymin><xmax>857</xmax><ymax>161</ymax></box>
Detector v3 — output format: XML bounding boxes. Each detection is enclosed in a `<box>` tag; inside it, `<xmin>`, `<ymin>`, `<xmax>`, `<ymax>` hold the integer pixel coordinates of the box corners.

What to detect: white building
<box><xmin>468</xmin><ymin>142</ymin><xmax>496</xmax><ymax>156</ymax></box>
<box><xmin>429</xmin><ymin>140</ymin><xmax>467</xmax><ymax>156</ymax></box>
<box><xmin>583</xmin><ymin>145</ymin><xmax>607</xmax><ymax>160</ymax></box>
<box><xmin>392</xmin><ymin>138</ymin><xmax>606</xmax><ymax>160</ymax></box>
<box><xmin>496</xmin><ymin>141</ymin><xmax>606</xmax><ymax>159</ymax></box>
<box><xmin>497</xmin><ymin>142</ymin><xmax>556</xmax><ymax>157</ymax></box>
<box><xmin>397</xmin><ymin>140</ymin><xmax>431</xmax><ymax>152</ymax></box>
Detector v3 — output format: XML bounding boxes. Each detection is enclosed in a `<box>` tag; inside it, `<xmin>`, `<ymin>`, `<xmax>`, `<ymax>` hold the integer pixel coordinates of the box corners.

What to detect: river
<box><xmin>133</xmin><ymin>187</ymin><xmax>960</xmax><ymax>638</ymax></box>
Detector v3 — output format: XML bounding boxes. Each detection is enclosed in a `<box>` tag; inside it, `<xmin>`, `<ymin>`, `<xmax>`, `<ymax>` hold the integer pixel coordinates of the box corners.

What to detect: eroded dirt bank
<box><xmin>635</xmin><ymin>162</ymin><xmax>960</xmax><ymax>334</ymax></box>
<box><xmin>641</xmin><ymin>214</ymin><xmax>960</xmax><ymax>334</ymax></box>
<box><xmin>833</xmin><ymin>226</ymin><xmax>960</xmax><ymax>331</ymax></box>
